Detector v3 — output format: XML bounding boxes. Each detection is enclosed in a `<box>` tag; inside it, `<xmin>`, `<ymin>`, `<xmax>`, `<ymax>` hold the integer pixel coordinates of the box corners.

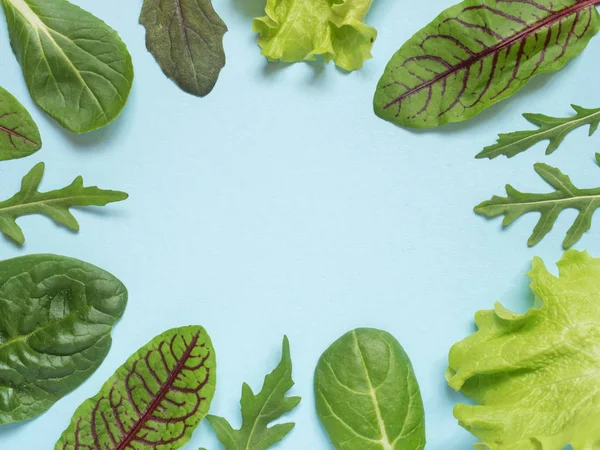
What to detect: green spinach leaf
<box><xmin>0</xmin><ymin>85</ymin><xmax>41</xmax><ymax>160</ymax></box>
<box><xmin>315</xmin><ymin>328</ymin><xmax>426</xmax><ymax>450</ymax></box>
<box><xmin>207</xmin><ymin>336</ymin><xmax>301</xmax><ymax>450</ymax></box>
<box><xmin>1</xmin><ymin>0</ymin><xmax>134</xmax><ymax>133</ymax></box>
<box><xmin>0</xmin><ymin>254</ymin><xmax>127</xmax><ymax>424</ymax></box>
<box><xmin>140</xmin><ymin>0</ymin><xmax>227</xmax><ymax>97</ymax></box>
<box><xmin>56</xmin><ymin>326</ymin><xmax>216</xmax><ymax>450</ymax></box>
<box><xmin>374</xmin><ymin>0</ymin><xmax>600</xmax><ymax>128</ymax></box>
<box><xmin>0</xmin><ymin>162</ymin><xmax>128</xmax><ymax>245</ymax></box>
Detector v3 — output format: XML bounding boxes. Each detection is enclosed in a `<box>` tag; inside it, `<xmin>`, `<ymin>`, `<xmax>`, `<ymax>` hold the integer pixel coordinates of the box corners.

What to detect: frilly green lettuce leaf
<box><xmin>447</xmin><ymin>250</ymin><xmax>600</xmax><ymax>450</ymax></box>
<box><xmin>252</xmin><ymin>0</ymin><xmax>377</xmax><ymax>71</ymax></box>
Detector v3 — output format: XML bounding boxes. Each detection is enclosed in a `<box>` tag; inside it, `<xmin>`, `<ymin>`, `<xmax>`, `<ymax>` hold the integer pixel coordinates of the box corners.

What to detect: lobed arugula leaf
<box><xmin>207</xmin><ymin>336</ymin><xmax>301</xmax><ymax>450</ymax></box>
<box><xmin>315</xmin><ymin>328</ymin><xmax>426</xmax><ymax>450</ymax></box>
<box><xmin>1</xmin><ymin>0</ymin><xmax>134</xmax><ymax>134</ymax></box>
<box><xmin>374</xmin><ymin>0</ymin><xmax>600</xmax><ymax>128</ymax></box>
<box><xmin>0</xmin><ymin>254</ymin><xmax>127</xmax><ymax>424</ymax></box>
<box><xmin>475</xmin><ymin>159</ymin><xmax>600</xmax><ymax>248</ymax></box>
<box><xmin>253</xmin><ymin>0</ymin><xmax>377</xmax><ymax>71</ymax></box>
<box><xmin>140</xmin><ymin>0</ymin><xmax>227</xmax><ymax>97</ymax></box>
<box><xmin>0</xmin><ymin>85</ymin><xmax>41</xmax><ymax>160</ymax></box>
<box><xmin>448</xmin><ymin>250</ymin><xmax>600</xmax><ymax>449</ymax></box>
<box><xmin>56</xmin><ymin>326</ymin><xmax>216</xmax><ymax>450</ymax></box>
<box><xmin>0</xmin><ymin>162</ymin><xmax>128</xmax><ymax>245</ymax></box>
<box><xmin>477</xmin><ymin>104</ymin><xmax>600</xmax><ymax>159</ymax></box>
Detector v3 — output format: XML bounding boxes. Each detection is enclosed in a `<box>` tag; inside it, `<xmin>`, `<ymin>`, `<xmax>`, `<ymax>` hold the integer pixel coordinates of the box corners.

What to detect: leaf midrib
<box><xmin>481</xmin><ymin>193</ymin><xmax>600</xmax><ymax>210</ymax></box>
<box><xmin>0</xmin><ymin>193</ymin><xmax>115</xmax><ymax>217</ymax></box>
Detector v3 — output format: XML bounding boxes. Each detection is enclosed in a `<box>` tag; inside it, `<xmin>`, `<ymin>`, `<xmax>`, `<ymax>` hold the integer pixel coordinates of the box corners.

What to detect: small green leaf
<box><xmin>315</xmin><ymin>328</ymin><xmax>426</xmax><ymax>450</ymax></box>
<box><xmin>0</xmin><ymin>254</ymin><xmax>127</xmax><ymax>424</ymax></box>
<box><xmin>0</xmin><ymin>162</ymin><xmax>128</xmax><ymax>245</ymax></box>
<box><xmin>0</xmin><ymin>85</ymin><xmax>41</xmax><ymax>160</ymax></box>
<box><xmin>1</xmin><ymin>0</ymin><xmax>134</xmax><ymax>133</ymax></box>
<box><xmin>475</xmin><ymin>163</ymin><xmax>600</xmax><ymax>248</ymax></box>
<box><xmin>140</xmin><ymin>0</ymin><xmax>227</xmax><ymax>97</ymax></box>
<box><xmin>477</xmin><ymin>105</ymin><xmax>600</xmax><ymax>159</ymax></box>
<box><xmin>56</xmin><ymin>326</ymin><xmax>216</xmax><ymax>450</ymax></box>
<box><xmin>207</xmin><ymin>336</ymin><xmax>301</xmax><ymax>450</ymax></box>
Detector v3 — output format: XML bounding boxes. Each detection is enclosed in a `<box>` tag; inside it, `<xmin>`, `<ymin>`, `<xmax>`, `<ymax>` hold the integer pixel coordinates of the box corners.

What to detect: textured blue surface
<box><xmin>0</xmin><ymin>0</ymin><xmax>599</xmax><ymax>448</ymax></box>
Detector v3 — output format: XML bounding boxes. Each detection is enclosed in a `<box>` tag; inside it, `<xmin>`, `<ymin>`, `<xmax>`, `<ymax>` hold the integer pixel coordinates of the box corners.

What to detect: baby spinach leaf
<box><xmin>0</xmin><ymin>254</ymin><xmax>127</xmax><ymax>424</ymax></box>
<box><xmin>315</xmin><ymin>328</ymin><xmax>426</xmax><ymax>450</ymax></box>
<box><xmin>477</xmin><ymin>105</ymin><xmax>600</xmax><ymax>159</ymax></box>
<box><xmin>207</xmin><ymin>336</ymin><xmax>301</xmax><ymax>450</ymax></box>
<box><xmin>0</xmin><ymin>85</ymin><xmax>41</xmax><ymax>160</ymax></box>
<box><xmin>1</xmin><ymin>0</ymin><xmax>134</xmax><ymax>134</ymax></box>
<box><xmin>476</xmin><ymin>160</ymin><xmax>600</xmax><ymax>248</ymax></box>
<box><xmin>56</xmin><ymin>326</ymin><xmax>216</xmax><ymax>450</ymax></box>
<box><xmin>140</xmin><ymin>0</ymin><xmax>227</xmax><ymax>97</ymax></box>
<box><xmin>374</xmin><ymin>0</ymin><xmax>600</xmax><ymax>128</ymax></box>
<box><xmin>0</xmin><ymin>162</ymin><xmax>128</xmax><ymax>245</ymax></box>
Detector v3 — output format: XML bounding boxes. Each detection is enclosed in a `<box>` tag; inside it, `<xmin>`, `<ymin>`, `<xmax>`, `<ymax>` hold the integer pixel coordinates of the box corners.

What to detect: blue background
<box><xmin>0</xmin><ymin>0</ymin><xmax>599</xmax><ymax>448</ymax></box>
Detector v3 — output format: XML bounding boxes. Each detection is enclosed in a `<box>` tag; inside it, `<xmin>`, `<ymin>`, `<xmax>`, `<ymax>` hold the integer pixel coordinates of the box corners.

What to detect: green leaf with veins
<box><xmin>0</xmin><ymin>86</ymin><xmax>41</xmax><ymax>160</ymax></box>
<box><xmin>0</xmin><ymin>254</ymin><xmax>127</xmax><ymax>424</ymax></box>
<box><xmin>1</xmin><ymin>0</ymin><xmax>134</xmax><ymax>133</ymax></box>
<box><xmin>140</xmin><ymin>0</ymin><xmax>227</xmax><ymax>97</ymax></box>
<box><xmin>0</xmin><ymin>162</ymin><xmax>128</xmax><ymax>245</ymax></box>
<box><xmin>314</xmin><ymin>328</ymin><xmax>426</xmax><ymax>450</ymax></box>
<box><xmin>475</xmin><ymin>161</ymin><xmax>600</xmax><ymax>248</ymax></box>
<box><xmin>56</xmin><ymin>326</ymin><xmax>216</xmax><ymax>450</ymax></box>
<box><xmin>207</xmin><ymin>336</ymin><xmax>301</xmax><ymax>450</ymax></box>
<box><xmin>477</xmin><ymin>105</ymin><xmax>600</xmax><ymax>160</ymax></box>
<box><xmin>448</xmin><ymin>250</ymin><xmax>600</xmax><ymax>449</ymax></box>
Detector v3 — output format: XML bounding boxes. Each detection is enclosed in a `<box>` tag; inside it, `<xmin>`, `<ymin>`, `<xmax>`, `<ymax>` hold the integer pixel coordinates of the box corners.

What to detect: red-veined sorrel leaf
<box><xmin>0</xmin><ymin>85</ymin><xmax>41</xmax><ymax>160</ymax></box>
<box><xmin>374</xmin><ymin>0</ymin><xmax>600</xmax><ymax>128</ymax></box>
<box><xmin>55</xmin><ymin>326</ymin><xmax>216</xmax><ymax>450</ymax></box>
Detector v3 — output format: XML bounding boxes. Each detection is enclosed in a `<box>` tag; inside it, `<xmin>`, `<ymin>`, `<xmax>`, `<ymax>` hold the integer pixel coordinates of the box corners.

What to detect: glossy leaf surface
<box><xmin>56</xmin><ymin>326</ymin><xmax>216</xmax><ymax>450</ymax></box>
<box><xmin>0</xmin><ymin>162</ymin><xmax>128</xmax><ymax>245</ymax></box>
<box><xmin>0</xmin><ymin>254</ymin><xmax>127</xmax><ymax>424</ymax></box>
<box><xmin>374</xmin><ymin>0</ymin><xmax>600</xmax><ymax>128</ymax></box>
<box><xmin>315</xmin><ymin>328</ymin><xmax>426</xmax><ymax>450</ymax></box>
<box><xmin>140</xmin><ymin>0</ymin><xmax>227</xmax><ymax>97</ymax></box>
<box><xmin>0</xmin><ymin>85</ymin><xmax>41</xmax><ymax>160</ymax></box>
<box><xmin>1</xmin><ymin>0</ymin><xmax>134</xmax><ymax>133</ymax></box>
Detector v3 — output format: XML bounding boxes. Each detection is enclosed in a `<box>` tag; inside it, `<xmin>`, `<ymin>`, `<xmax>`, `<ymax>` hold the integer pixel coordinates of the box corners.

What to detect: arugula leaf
<box><xmin>56</xmin><ymin>326</ymin><xmax>216</xmax><ymax>449</ymax></box>
<box><xmin>374</xmin><ymin>0</ymin><xmax>600</xmax><ymax>128</ymax></box>
<box><xmin>315</xmin><ymin>328</ymin><xmax>426</xmax><ymax>450</ymax></box>
<box><xmin>207</xmin><ymin>336</ymin><xmax>301</xmax><ymax>450</ymax></box>
<box><xmin>0</xmin><ymin>85</ymin><xmax>41</xmax><ymax>160</ymax></box>
<box><xmin>1</xmin><ymin>0</ymin><xmax>134</xmax><ymax>134</ymax></box>
<box><xmin>253</xmin><ymin>0</ymin><xmax>377</xmax><ymax>71</ymax></box>
<box><xmin>448</xmin><ymin>250</ymin><xmax>600</xmax><ymax>449</ymax></box>
<box><xmin>140</xmin><ymin>0</ymin><xmax>227</xmax><ymax>97</ymax></box>
<box><xmin>0</xmin><ymin>162</ymin><xmax>128</xmax><ymax>245</ymax></box>
<box><xmin>478</xmin><ymin>105</ymin><xmax>600</xmax><ymax>159</ymax></box>
<box><xmin>475</xmin><ymin>161</ymin><xmax>600</xmax><ymax>248</ymax></box>
<box><xmin>0</xmin><ymin>254</ymin><xmax>127</xmax><ymax>424</ymax></box>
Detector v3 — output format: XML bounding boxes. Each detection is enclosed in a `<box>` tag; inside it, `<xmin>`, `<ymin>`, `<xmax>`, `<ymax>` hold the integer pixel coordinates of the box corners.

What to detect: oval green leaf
<box><xmin>315</xmin><ymin>328</ymin><xmax>426</xmax><ymax>450</ymax></box>
<box><xmin>56</xmin><ymin>325</ymin><xmax>216</xmax><ymax>450</ymax></box>
<box><xmin>0</xmin><ymin>86</ymin><xmax>41</xmax><ymax>160</ymax></box>
<box><xmin>374</xmin><ymin>0</ymin><xmax>600</xmax><ymax>128</ymax></box>
<box><xmin>1</xmin><ymin>0</ymin><xmax>134</xmax><ymax>134</ymax></box>
<box><xmin>0</xmin><ymin>254</ymin><xmax>127</xmax><ymax>424</ymax></box>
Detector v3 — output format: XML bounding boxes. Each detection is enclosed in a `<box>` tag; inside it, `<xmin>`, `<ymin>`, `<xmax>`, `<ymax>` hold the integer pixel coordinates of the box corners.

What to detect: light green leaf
<box><xmin>475</xmin><ymin>161</ymin><xmax>600</xmax><ymax>248</ymax></box>
<box><xmin>315</xmin><ymin>328</ymin><xmax>426</xmax><ymax>450</ymax></box>
<box><xmin>253</xmin><ymin>0</ymin><xmax>377</xmax><ymax>71</ymax></box>
<box><xmin>0</xmin><ymin>162</ymin><xmax>128</xmax><ymax>245</ymax></box>
<box><xmin>478</xmin><ymin>105</ymin><xmax>600</xmax><ymax>159</ymax></box>
<box><xmin>0</xmin><ymin>85</ymin><xmax>41</xmax><ymax>160</ymax></box>
<box><xmin>0</xmin><ymin>254</ymin><xmax>127</xmax><ymax>424</ymax></box>
<box><xmin>207</xmin><ymin>336</ymin><xmax>301</xmax><ymax>450</ymax></box>
<box><xmin>56</xmin><ymin>326</ymin><xmax>216</xmax><ymax>450</ymax></box>
<box><xmin>1</xmin><ymin>0</ymin><xmax>134</xmax><ymax>133</ymax></box>
<box><xmin>140</xmin><ymin>0</ymin><xmax>227</xmax><ymax>97</ymax></box>
<box><xmin>374</xmin><ymin>0</ymin><xmax>600</xmax><ymax>128</ymax></box>
<box><xmin>447</xmin><ymin>250</ymin><xmax>600</xmax><ymax>450</ymax></box>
